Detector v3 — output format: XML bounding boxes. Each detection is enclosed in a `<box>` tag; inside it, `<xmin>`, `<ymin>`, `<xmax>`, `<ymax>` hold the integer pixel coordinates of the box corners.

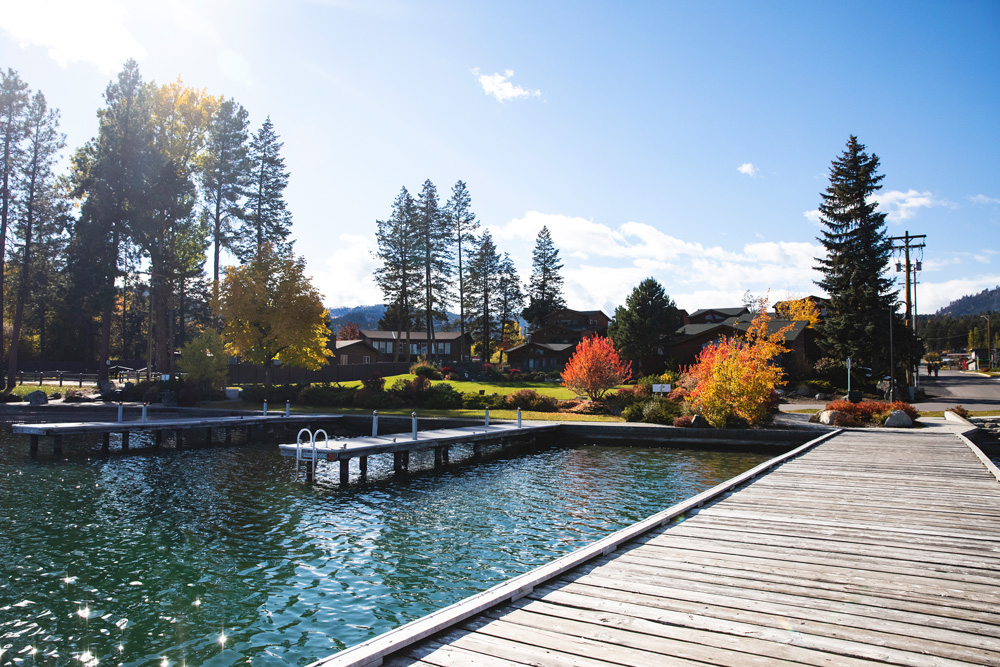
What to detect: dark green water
<box><xmin>0</xmin><ymin>431</ymin><xmax>771</xmax><ymax>667</ymax></box>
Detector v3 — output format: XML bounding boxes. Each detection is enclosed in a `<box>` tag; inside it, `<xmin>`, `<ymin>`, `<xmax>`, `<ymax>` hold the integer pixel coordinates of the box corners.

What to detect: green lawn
<box><xmin>207</xmin><ymin>400</ymin><xmax>623</xmax><ymax>422</ymax></box>
<box><xmin>337</xmin><ymin>374</ymin><xmax>582</xmax><ymax>400</ymax></box>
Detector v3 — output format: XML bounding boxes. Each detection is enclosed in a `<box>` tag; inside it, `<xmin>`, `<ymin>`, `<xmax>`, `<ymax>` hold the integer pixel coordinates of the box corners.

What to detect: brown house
<box><xmin>683</xmin><ymin>307</ymin><xmax>749</xmax><ymax>325</ymax></box>
<box><xmin>505</xmin><ymin>341</ymin><xmax>576</xmax><ymax>371</ymax></box>
<box><xmin>530</xmin><ymin>309</ymin><xmax>611</xmax><ymax>345</ymax></box>
<box><xmin>334</xmin><ymin>339</ymin><xmax>381</xmax><ymax>365</ymax></box>
<box><xmin>359</xmin><ymin>330</ymin><xmax>473</xmax><ymax>363</ymax></box>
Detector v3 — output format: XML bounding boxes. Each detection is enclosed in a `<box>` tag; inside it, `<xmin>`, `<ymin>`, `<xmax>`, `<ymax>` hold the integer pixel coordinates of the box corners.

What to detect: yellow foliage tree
<box><xmin>775</xmin><ymin>297</ymin><xmax>821</xmax><ymax>328</ymax></box>
<box><xmin>687</xmin><ymin>301</ymin><xmax>792</xmax><ymax>428</ymax></box>
<box><xmin>215</xmin><ymin>245</ymin><xmax>331</xmax><ymax>387</ymax></box>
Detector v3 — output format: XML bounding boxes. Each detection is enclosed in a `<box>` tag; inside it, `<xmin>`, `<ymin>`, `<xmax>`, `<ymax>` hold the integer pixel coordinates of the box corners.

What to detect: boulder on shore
<box><xmin>884</xmin><ymin>410</ymin><xmax>913</xmax><ymax>428</ymax></box>
<box><xmin>818</xmin><ymin>409</ymin><xmax>846</xmax><ymax>425</ymax></box>
<box><xmin>26</xmin><ymin>390</ymin><xmax>48</xmax><ymax>406</ymax></box>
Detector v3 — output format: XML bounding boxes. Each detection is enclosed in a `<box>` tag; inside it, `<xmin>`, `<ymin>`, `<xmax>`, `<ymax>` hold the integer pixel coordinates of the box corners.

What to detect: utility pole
<box><xmin>889</xmin><ymin>231</ymin><xmax>926</xmax><ymax>393</ymax></box>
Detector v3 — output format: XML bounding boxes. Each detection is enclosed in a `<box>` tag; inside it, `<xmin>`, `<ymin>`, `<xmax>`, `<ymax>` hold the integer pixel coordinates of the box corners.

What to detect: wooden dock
<box><xmin>310</xmin><ymin>426</ymin><xmax>1000</xmax><ymax>667</ymax></box>
<box><xmin>280</xmin><ymin>421</ymin><xmax>558</xmax><ymax>484</ymax></box>
<box><xmin>12</xmin><ymin>413</ymin><xmax>344</xmax><ymax>455</ymax></box>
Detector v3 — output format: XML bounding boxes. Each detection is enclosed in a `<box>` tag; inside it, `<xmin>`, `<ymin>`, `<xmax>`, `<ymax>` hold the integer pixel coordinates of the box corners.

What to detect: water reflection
<box><xmin>0</xmin><ymin>431</ymin><xmax>770</xmax><ymax>666</ymax></box>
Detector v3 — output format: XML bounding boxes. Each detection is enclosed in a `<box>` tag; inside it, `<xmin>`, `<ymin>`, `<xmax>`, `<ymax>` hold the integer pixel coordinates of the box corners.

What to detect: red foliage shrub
<box><xmin>673</xmin><ymin>415</ymin><xmax>693</xmax><ymax>428</ymax></box>
<box><xmin>825</xmin><ymin>399</ymin><xmax>919</xmax><ymax>423</ymax></box>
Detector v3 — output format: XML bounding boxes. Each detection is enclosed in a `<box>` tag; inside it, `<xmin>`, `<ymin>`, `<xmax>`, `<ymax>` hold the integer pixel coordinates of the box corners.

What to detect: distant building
<box><xmin>504</xmin><ymin>341</ymin><xmax>576</xmax><ymax>371</ymax></box>
<box><xmin>358</xmin><ymin>330</ymin><xmax>473</xmax><ymax>363</ymax></box>
<box><xmin>334</xmin><ymin>339</ymin><xmax>380</xmax><ymax>365</ymax></box>
<box><xmin>529</xmin><ymin>309</ymin><xmax>611</xmax><ymax>345</ymax></box>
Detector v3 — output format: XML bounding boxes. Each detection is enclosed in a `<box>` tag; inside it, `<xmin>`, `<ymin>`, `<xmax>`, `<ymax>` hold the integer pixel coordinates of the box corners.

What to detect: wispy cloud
<box><xmin>472</xmin><ymin>68</ymin><xmax>541</xmax><ymax>102</ymax></box>
<box><xmin>875</xmin><ymin>189</ymin><xmax>945</xmax><ymax>222</ymax></box>
<box><xmin>737</xmin><ymin>162</ymin><xmax>759</xmax><ymax>177</ymax></box>
<box><xmin>802</xmin><ymin>209</ymin><xmax>822</xmax><ymax>225</ymax></box>
<box><xmin>969</xmin><ymin>194</ymin><xmax>1000</xmax><ymax>205</ymax></box>
<box><xmin>0</xmin><ymin>0</ymin><xmax>146</xmax><ymax>73</ymax></box>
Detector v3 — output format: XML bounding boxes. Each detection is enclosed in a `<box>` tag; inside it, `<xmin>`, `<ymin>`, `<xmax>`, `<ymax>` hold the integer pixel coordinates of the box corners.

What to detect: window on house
<box><xmin>363</xmin><ymin>355</ymin><xmax>371</xmax><ymax>364</ymax></box>
<box><xmin>340</xmin><ymin>354</ymin><xmax>349</xmax><ymax>364</ymax></box>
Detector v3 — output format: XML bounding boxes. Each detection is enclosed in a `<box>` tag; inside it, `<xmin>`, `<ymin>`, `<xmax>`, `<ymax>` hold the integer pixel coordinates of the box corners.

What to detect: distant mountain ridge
<box><xmin>328</xmin><ymin>304</ymin><xmax>386</xmax><ymax>332</ymax></box>
<box><xmin>935</xmin><ymin>286</ymin><xmax>1000</xmax><ymax>316</ymax></box>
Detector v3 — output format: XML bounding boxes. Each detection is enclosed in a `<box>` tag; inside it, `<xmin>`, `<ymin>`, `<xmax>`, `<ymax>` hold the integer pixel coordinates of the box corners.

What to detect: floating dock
<box><xmin>280</xmin><ymin>420</ymin><xmax>559</xmax><ymax>484</ymax></box>
<box><xmin>308</xmin><ymin>426</ymin><xmax>1000</xmax><ymax>667</ymax></box>
<box><xmin>12</xmin><ymin>413</ymin><xmax>344</xmax><ymax>455</ymax></box>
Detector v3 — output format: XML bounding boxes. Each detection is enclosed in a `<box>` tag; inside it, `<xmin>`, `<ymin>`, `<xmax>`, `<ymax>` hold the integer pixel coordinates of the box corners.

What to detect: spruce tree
<box><xmin>415</xmin><ymin>179</ymin><xmax>452</xmax><ymax>362</ymax></box>
<box><xmin>374</xmin><ymin>187</ymin><xmax>423</xmax><ymax>361</ymax></box>
<box><xmin>236</xmin><ymin>116</ymin><xmax>291</xmax><ymax>262</ymax></box>
<box><xmin>815</xmin><ymin>135</ymin><xmax>898</xmax><ymax>372</ymax></box>
<box><xmin>464</xmin><ymin>231</ymin><xmax>501</xmax><ymax>361</ymax></box>
<box><xmin>202</xmin><ymin>98</ymin><xmax>249</xmax><ymax>306</ymax></box>
<box><xmin>445</xmin><ymin>180</ymin><xmax>478</xmax><ymax>361</ymax></box>
<box><xmin>496</xmin><ymin>252</ymin><xmax>524</xmax><ymax>337</ymax></box>
<box><xmin>522</xmin><ymin>225</ymin><xmax>566</xmax><ymax>326</ymax></box>
<box><xmin>608</xmin><ymin>277</ymin><xmax>682</xmax><ymax>376</ymax></box>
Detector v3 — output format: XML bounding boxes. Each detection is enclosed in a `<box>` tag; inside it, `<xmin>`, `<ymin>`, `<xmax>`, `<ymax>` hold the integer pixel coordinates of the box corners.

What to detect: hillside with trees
<box><xmin>935</xmin><ymin>287</ymin><xmax>1000</xmax><ymax>316</ymax></box>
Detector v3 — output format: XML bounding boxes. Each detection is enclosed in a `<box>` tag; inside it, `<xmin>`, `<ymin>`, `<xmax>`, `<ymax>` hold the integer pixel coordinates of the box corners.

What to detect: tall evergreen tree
<box><xmin>0</xmin><ymin>69</ymin><xmax>30</xmax><ymax>382</ymax></box>
<box><xmin>445</xmin><ymin>180</ymin><xmax>479</xmax><ymax>361</ymax></box>
<box><xmin>6</xmin><ymin>90</ymin><xmax>65</xmax><ymax>389</ymax></box>
<box><xmin>415</xmin><ymin>179</ymin><xmax>452</xmax><ymax>362</ymax></box>
<box><xmin>815</xmin><ymin>136</ymin><xmax>899</xmax><ymax>373</ymax></box>
<box><xmin>464</xmin><ymin>231</ymin><xmax>502</xmax><ymax>361</ymax></box>
<box><xmin>496</xmin><ymin>252</ymin><xmax>523</xmax><ymax>338</ymax></box>
<box><xmin>522</xmin><ymin>225</ymin><xmax>566</xmax><ymax>326</ymax></box>
<box><xmin>201</xmin><ymin>98</ymin><xmax>249</xmax><ymax>307</ymax></box>
<box><xmin>373</xmin><ymin>187</ymin><xmax>424</xmax><ymax>361</ymax></box>
<box><xmin>607</xmin><ymin>277</ymin><xmax>682</xmax><ymax>376</ymax></box>
<box><xmin>235</xmin><ymin>116</ymin><xmax>291</xmax><ymax>262</ymax></box>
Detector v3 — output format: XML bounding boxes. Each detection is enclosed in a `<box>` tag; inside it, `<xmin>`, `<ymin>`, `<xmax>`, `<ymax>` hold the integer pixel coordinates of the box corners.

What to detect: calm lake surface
<box><xmin>0</xmin><ymin>429</ymin><xmax>772</xmax><ymax>667</ymax></box>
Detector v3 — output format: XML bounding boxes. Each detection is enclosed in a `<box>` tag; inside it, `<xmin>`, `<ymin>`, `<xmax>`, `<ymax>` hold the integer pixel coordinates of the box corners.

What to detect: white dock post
<box><xmin>285</xmin><ymin>400</ymin><xmax>290</xmax><ymax>416</ymax></box>
<box><xmin>485</xmin><ymin>407</ymin><xmax>490</xmax><ymax>426</ymax></box>
<box><xmin>263</xmin><ymin>400</ymin><xmax>268</xmax><ymax>416</ymax></box>
<box><xmin>517</xmin><ymin>408</ymin><xmax>521</xmax><ymax>428</ymax></box>
<box><xmin>411</xmin><ymin>412</ymin><xmax>418</xmax><ymax>440</ymax></box>
<box><xmin>372</xmin><ymin>410</ymin><xmax>379</xmax><ymax>437</ymax></box>
<box><xmin>118</xmin><ymin>401</ymin><xmax>123</xmax><ymax>423</ymax></box>
<box><xmin>142</xmin><ymin>402</ymin><xmax>147</xmax><ymax>423</ymax></box>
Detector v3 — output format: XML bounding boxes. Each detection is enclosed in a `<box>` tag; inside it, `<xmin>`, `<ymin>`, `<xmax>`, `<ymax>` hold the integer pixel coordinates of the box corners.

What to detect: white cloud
<box><xmin>875</xmin><ymin>189</ymin><xmax>944</xmax><ymax>222</ymax></box>
<box><xmin>737</xmin><ymin>162</ymin><xmax>759</xmax><ymax>177</ymax></box>
<box><xmin>472</xmin><ymin>68</ymin><xmax>541</xmax><ymax>102</ymax></box>
<box><xmin>309</xmin><ymin>234</ymin><xmax>381</xmax><ymax>307</ymax></box>
<box><xmin>487</xmin><ymin>211</ymin><xmax>824</xmax><ymax>313</ymax></box>
<box><xmin>0</xmin><ymin>0</ymin><xmax>147</xmax><ymax>73</ymax></box>
<box><xmin>969</xmin><ymin>194</ymin><xmax>1000</xmax><ymax>205</ymax></box>
<box><xmin>803</xmin><ymin>209</ymin><xmax>822</xmax><ymax>225</ymax></box>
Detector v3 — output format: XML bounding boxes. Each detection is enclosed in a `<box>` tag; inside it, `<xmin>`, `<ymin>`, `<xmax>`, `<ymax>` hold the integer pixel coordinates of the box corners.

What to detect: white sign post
<box><xmin>846</xmin><ymin>357</ymin><xmax>851</xmax><ymax>395</ymax></box>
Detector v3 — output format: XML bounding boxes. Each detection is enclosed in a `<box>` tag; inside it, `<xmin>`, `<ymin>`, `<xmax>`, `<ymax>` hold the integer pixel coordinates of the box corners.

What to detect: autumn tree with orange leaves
<box><xmin>561</xmin><ymin>335</ymin><xmax>632</xmax><ymax>400</ymax></box>
<box><xmin>687</xmin><ymin>299</ymin><xmax>792</xmax><ymax>428</ymax></box>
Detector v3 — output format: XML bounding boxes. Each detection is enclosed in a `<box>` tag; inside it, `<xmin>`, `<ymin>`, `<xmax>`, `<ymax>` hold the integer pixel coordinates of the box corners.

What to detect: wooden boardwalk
<box><xmin>312</xmin><ymin>427</ymin><xmax>1000</xmax><ymax>667</ymax></box>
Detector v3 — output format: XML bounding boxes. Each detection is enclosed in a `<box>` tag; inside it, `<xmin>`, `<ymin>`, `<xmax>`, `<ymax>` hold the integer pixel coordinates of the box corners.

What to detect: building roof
<box><xmin>334</xmin><ymin>339</ymin><xmax>377</xmax><ymax>350</ymax></box>
<box><xmin>360</xmin><ymin>330</ymin><xmax>468</xmax><ymax>341</ymax></box>
<box><xmin>505</xmin><ymin>341</ymin><xmax>576</xmax><ymax>354</ymax></box>
<box><xmin>688</xmin><ymin>307</ymin><xmax>749</xmax><ymax>319</ymax></box>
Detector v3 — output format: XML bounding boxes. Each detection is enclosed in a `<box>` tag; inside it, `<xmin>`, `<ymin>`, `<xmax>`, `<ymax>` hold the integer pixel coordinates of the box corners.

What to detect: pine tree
<box><xmin>608</xmin><ymin>277</ymin><xmax>682</xmax><ymax>376</ymax></box>
<box><xmin>236</xmin><ymin>116</ymin><xmax>292</xmax><ymax>262</ymax></box>
<box><xmin>0</xmin><ymin>69</ymin><xmax>30</xmax><ymax>383</ymax></box>
<box><xmin>6</xmin><ymin>90</ymin><xmax>65</xmax><ymax>389</ymax></box>
<box><xmin>522</xmin><ymin>225</ymin><xmax>566</xmax><ymax>326</ymax></box>
<box><xmin>815</xmin><ymin>135</ymin><xmax>898</xmax><ymax>372</ymax></box>
<box><xmin>445</xmin><ymin>180</ymin><xmax>479</xmax><ymax>361</ymax></box>
<box><xmin>202</xmin><ymin>98</ymin><xmax>249</xmax><ymax>306</ymax></box>
<box><xmin>415</xmin><ymin>179</ymin><xmax>452</xmax><ymax>362</ymax></box>
<box><xmin>496</xmin><ymin>252</ymin><xmax>523</xmax><ymax>335</ymax></box>
<box><xmin>464</xmin><ymin>231</ymin><xmax>502</xmax><ymax>361</ymax></box>
<box><xmin>374</xmin><ymin>187</ymin><xmax>424</xmax><ymax>361</ymax></box>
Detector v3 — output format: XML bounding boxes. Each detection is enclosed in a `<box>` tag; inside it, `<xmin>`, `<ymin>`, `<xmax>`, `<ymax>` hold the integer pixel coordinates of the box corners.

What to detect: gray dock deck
<box><xmin>280</xmin><ymin>422</ymin><xmax>559</xmax><ymax>484</ymax></box>
<box><xmin>13</xmin><ymin>413</ymin><xmax>344</xmax><ymax>454</ymax></box>
<box><xmin>312</xmin><ymin>427</ymin><xmax>1000</xmax><ymax>667</ymax></box>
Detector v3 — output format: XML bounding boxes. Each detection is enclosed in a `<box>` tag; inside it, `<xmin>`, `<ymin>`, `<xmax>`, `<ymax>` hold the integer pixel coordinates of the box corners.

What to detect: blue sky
<box><xmin>2</xmin><ymin>0</ymin><xmax>998</xmax><ymax>314</ymax></box>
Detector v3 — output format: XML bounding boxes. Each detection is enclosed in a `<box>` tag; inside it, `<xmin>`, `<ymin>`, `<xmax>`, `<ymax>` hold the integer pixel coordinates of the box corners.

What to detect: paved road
<box><xmin>780</xmin><ymin>369</ymin><xmax>1000</xmax><ymax>413</ymax></box>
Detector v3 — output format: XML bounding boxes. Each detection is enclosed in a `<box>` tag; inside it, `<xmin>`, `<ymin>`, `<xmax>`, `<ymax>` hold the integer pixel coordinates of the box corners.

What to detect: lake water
<box><xmin>0</xmin><ymin>430</ymin><xmax>772</xmax><ymax>667</ymax></box>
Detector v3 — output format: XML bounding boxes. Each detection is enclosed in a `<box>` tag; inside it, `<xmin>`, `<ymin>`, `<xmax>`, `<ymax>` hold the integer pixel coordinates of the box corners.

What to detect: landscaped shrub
<box><xmin>641</xmin><ymin>398</ymin><xmax>683</xmax><ymax>425</ymax></box>
<box><xmin>504</xmin><ymin>389</ymin><xmax>558</xmax><ymax>412</ymax></box>
<box><xmin>440</xmin><ymin>366</ymin><xmax>456</xmax><ymax>376</ymax></box>
<box><xmin>461</xmin><ymin>392</ymin><xmax>490</xmax><ymax>409</ymax></box>
<box><xmin>177</xmin><ymin>380</ymin><xmax>202</xmax><ymax>407</ymax></box>
<box><xmin>946</xmin><ymin>405</ymin><xmax>970</xmax><ymax>418</ymax></box>
<box><xmin>409</xmin><ymin>361</ymin><xmax>442</xmax><ymax>380</ymax></box>
<box><xmin>446</xmin><ymin>372</ymin><xmax>460</xmax><ymax>381</ymax></box>
<box><xmin>362</xmin><ymin>375</ymin><xmax>385</xmax><ymax>393</ymax></box>
<box><xmin>673</xmin><ymin>415</ymin><xmax>693</xmax><ymax>428</ymax></box>
<box><xmin>297</xmin><ymin>383</ymin><xmax>358</xmax><ymax>407</ymax></box>
<box><xmin>505</xmin><ymin>368</ymin><xmax>523</xmax><ymax>381</ymax></box>
<box><xmin>611</xmin><ymin>384</ymin><xmax>651</xmax><ymax>406</ymax></box>
<box><xmin>824</xmin><ymin>399</ymin><xmax>919</xmax><ymax>424</ymax></box>
<box><xmin>422</xmin><ymin>383</ymin><xmax>463</xmax><ymax>409</ymax></box>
